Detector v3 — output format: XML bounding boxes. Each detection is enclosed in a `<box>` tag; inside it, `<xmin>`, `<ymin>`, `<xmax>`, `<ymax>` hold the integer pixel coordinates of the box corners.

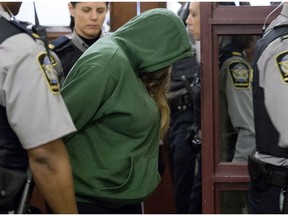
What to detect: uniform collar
<box><xmin>280</xmin><ymin>4</ymin><xmax>288</xmax><ymax>18</ymax></box>
<box><xmin>264</xmin><ymin>4</ymin><xmax>288</xmax><ymax>35</ymax></box>
<box><xmin>71</xmin><ymin>31</ymin><xmax>89</xmax><ymax>52</ymax></box>
<box><xmin>71</xmin><ymin>30</ymin><xmax>106</xmax><ymax>52</ymax></box>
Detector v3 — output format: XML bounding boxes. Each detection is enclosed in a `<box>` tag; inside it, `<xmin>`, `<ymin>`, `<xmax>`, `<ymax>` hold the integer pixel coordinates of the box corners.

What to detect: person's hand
<box><xmin>185</xmin><ymin>125</ymin><xmax>201</xmax><ymax>154</ymax></box>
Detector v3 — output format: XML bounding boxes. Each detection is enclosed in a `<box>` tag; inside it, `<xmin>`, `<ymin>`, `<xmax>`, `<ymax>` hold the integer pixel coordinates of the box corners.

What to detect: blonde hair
<box><xmin>140</xmin><ymin>67</ymin><xmax>171</xmax><ymax>139</ymax></box>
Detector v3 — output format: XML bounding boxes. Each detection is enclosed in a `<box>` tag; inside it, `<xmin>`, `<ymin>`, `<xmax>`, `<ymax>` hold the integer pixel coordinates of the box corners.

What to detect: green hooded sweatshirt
<box><xmin>61</xmin><ymin>8</ymin><xmax>192</xmax><ymax>208</ymax></box>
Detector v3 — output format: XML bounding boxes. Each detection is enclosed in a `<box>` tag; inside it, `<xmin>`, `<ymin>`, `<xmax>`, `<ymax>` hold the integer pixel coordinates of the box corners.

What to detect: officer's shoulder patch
<box><xmin>276</xmin><ymin>51</ymin><xmax>288</xmax><ymax>84</ymax></box>
<box><xmin>228</xmin><ymin>60</ymin><xmax>251</xmax><ymax>89</ymax></box>
<box><xmin>49</xmin><ymin>35</ymin><xmax>70</xmax><ymax>51</ymax></box>
<box><xmin>37</xmin><ymin>52</ymin><xmax>60</xmax><ymax>94</ymax></box>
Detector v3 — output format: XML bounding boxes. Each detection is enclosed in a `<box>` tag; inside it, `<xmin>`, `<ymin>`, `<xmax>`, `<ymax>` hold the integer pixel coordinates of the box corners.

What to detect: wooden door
<box><xmin>200</xmin><ymin>2</ymin><xmax>281</xmax><ymax>213</ymax></box>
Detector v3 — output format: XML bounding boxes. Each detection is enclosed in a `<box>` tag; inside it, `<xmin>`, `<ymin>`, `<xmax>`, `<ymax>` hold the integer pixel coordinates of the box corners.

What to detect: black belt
<box><xmin>264</xmin><ymin>163</ymin><xmax>288</xmax><ymax>188</ymax></box>
<box><xmin>169</xmin><ymin>93</ymin><xmax>192</xmax><ymax>111</ymax></box>
<box><xmin>250</xmin><ymin>158</ymin><xmax>288</xmax><ymax>213</ymax></box>
<box><xmin>248</xmin><ymin>156</ymin><xmax>288</xmax><ymax>188</ymax></box>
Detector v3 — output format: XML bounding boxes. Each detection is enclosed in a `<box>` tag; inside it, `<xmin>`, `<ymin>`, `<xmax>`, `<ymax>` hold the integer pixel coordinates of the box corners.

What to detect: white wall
<box><xmin>16</xmin><ymin>1</ymin><xmax>70</xmax><ymax>26</ymax></box>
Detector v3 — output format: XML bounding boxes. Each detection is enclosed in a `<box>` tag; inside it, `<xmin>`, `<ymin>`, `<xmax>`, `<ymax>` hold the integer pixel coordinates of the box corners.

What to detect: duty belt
<box><xmin>265</xmin><ymin>166</ymin><xmax>288</xmax><ymax>214</ymax></box>
<box><xmin>253</xmin><ymin>159</ymin><xmax>288</xmax><ymax>188</ymax></box>
<box><xmin>266</xmin><ymin>169</ymin><xmax>288</xmax><ymax>188</ymax></box>
<box><xmin>169</xmin><ymin>93</ymin><xmax>192</xmax><ymax>111</ymax></box>
<box><xmin>249</xmin><ymin>156</ymin><xmax>288</xmax><ymax>213</ymax></box>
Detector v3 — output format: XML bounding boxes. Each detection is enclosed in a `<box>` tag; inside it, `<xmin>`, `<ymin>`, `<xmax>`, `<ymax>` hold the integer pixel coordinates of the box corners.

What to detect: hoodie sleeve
<box><xmin>61</xmin><ymin>63</ymin><xmax>115</xmax><ymax>132</ymax></box>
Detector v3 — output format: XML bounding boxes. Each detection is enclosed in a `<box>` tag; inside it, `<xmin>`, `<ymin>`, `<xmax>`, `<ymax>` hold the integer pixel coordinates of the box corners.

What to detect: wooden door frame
<box><xmin>200</xmin><ymin>2</ymin><xmax>281</xmax><ymax>213</ymax></box>
<box><xmin>110</xmin><ymin>2</ymin><xmax>166</xmax><ymax>31</ymax></box>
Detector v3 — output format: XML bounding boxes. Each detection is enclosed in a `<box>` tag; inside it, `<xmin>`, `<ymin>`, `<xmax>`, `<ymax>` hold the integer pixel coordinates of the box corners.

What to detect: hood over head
<box><xmin>111</xmin><ymin>8</ymin><xmax>193</xmax><ymax>73</ymax></box>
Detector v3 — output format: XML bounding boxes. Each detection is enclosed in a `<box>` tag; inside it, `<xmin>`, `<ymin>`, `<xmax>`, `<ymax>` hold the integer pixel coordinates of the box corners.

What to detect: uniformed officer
<box><xmin>219</xmin><ymin>35</ymin><xmax>256</xmax><ymax>163</ymax></box>
<box><xmin>167</xmin><ymin>54</ymin><xmax>201</xmax><ymax>213</ymax></box>
<box><xmin>185</xmin><ymin>2</ymin><xmax>203</xmax><ymax>213</ymax></box>
<box><xmin>219</xmin><ymin>35</ymin><xmax>256</xmax><ymax>214</ymax></box>
<box><xmin>0</xmin><ymin>2</ymin><xmax>77</xmax><ymax>213</ymax></box>
<box><xmin>49</xmin><ymin>2</ymin><xmax>109</xmax><ymax>85</ymax></box>
<box><xmin>166</xmin><ymin>3</ymin><xmax>199</xmax><ymax>214</ymax></box>
<box><xmin>248</xmin><ymin>2</ymin><xmax>288</xmax><ymax>214</ymax></box>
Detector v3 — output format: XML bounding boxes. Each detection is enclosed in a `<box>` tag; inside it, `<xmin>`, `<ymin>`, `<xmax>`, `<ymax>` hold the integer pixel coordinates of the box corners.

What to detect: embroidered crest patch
<box><xmin>228</xmin><ymin>61</ymin><xmax>251</xmax><ymax>89</ymax></box>
<box><xmin>276</xmin><ymin>51</ymin><xmax>288</xmax><ymax>84</ymax></box>
<box><xmin>37</xmin><ymin>52</ymin><xmax>60</xmax><ymax>94</ymax></box>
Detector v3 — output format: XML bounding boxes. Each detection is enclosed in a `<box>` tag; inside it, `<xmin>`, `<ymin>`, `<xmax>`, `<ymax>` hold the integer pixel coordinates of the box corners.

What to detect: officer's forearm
<box><xmin>28</xmin><ymin>139</ymin><xmax>78</xmax><ymax>214</ymax></box>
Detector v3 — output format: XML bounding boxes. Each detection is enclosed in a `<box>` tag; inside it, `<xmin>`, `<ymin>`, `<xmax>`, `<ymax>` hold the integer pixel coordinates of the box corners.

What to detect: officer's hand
<box><xmin>185</xmin><ymin>126</ymin><xmax>201</xmax><ymax>154</ymax></box>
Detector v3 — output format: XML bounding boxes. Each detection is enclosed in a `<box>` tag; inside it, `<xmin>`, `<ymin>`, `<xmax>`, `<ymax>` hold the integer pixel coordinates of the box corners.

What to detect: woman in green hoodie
<box><xmin>61</xmin><ymin>8</ymin><xmax>193</xmax><ymax>213</ymax></box>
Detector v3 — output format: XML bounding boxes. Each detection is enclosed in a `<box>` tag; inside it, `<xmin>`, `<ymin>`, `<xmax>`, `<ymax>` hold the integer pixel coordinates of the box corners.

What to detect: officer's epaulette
<box><xmin>49</xmin><ymin>35</ymin><xmax>70</xmax><ymax>51</ymax></box>
<box><xmin>0</xmin><ymin>16</ymin><xmax>35</xmax><ymax>43</ymax></box>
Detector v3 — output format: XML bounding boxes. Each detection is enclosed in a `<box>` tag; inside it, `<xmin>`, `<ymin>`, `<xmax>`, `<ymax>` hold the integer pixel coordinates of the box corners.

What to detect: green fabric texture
<box><xmin>61</xmin><ymin>8</ymin><xmax>192</xmax><ymax>207</ymax></box>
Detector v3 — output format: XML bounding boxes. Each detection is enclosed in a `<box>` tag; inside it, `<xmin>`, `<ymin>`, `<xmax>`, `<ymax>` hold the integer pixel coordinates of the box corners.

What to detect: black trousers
<box><xmin>77</xmin><ymin>201</ymin><xmax>143</xmax><ymax>214</ymax></box>
<box><xmin>168</xmin><ymin>108</ymin><xmax>202</xmax><ymax>213</ymax></box>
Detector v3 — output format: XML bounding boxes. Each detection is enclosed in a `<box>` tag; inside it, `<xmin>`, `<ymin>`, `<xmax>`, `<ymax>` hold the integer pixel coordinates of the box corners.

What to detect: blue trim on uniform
<box><xmin>50</xmin><ymin>35</ymin><xmax>70</xmax><ymax>50</ymax></box>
